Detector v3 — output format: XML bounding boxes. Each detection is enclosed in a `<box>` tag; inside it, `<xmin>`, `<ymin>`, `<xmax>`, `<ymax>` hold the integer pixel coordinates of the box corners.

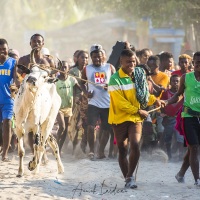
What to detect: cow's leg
<box><xmin>16</xmin><ymin>128</ymin><xmax>25</xmax><ymax>177</ymax></box>
<box><xmin>31</xmin><ymin>126</ymin><xmax>53</xmax><ymax>174</ymax></box>
<box><xmin>28</xmin><ymin>127</ymin><xmax>41</xmax><ymax>172</ymax></box>
<box><xmin>47</xmin><ymin>134</ymin><xmax>64</xmax><ymax>174</ymax></box>
<box><xmin>36</xmin><ymin>135</ymin><xmax>48</xmax><ymax>165</ymax></box>
<box><xmin>28</xmin><ymin>141</ymin><xmax>39</xmax><ymax>172</ymax></box>
<box><xmin>33</xmin><ymin>144</ymin><xmax>45</xmax><ymax>174</ymax></box>
<box><xmin>28</xmin><ymin>132</ymin><xmax>45</xmax><ymax>174</ymax></box>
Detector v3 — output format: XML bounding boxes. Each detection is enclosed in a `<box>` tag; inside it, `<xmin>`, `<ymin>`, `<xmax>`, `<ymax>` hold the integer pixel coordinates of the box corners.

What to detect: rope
<box><xmin>147</xmin><ymin>106</ymin><xmax>161</xmax><ymax>113</ymax></box>
<box><xmin>135</xmin><ymin>105</ymin><xmax>161</xmax><ymax>182</ymax></box>
<box><xmin>28</xmin><ymin>63</ymin><xmax>105</xmax><ymax>89</ymax></box>
<box><xmin>134</xmin><ymin>67</ymin><xmax>149</xmax><ymax>109</ymax></box>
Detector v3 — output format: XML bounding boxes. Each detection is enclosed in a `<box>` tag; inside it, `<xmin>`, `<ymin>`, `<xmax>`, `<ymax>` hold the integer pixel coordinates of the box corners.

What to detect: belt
<box><xmin>183</xmin><ymin>106</ymin><xmax>200</xmax><ymax>117</ymax></box>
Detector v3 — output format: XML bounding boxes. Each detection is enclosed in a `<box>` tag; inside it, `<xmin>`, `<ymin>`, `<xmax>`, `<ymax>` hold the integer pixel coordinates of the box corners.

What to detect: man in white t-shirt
<box><xmin>81</xmin><ymin>44</ymin><xmax>115</xmax><ymax>160</ymax></box>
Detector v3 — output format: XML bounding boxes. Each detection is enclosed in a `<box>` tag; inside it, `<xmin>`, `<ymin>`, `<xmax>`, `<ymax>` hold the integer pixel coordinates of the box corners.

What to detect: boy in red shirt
<box><xmin>161</xmin><ymin>74</ymin><xmax>184</xmax><ymax>160</ymax></box>
<box><xmin>171</xmin><ymin>54</ymin><xmax>192</xmax><ymax>77</ymax></box>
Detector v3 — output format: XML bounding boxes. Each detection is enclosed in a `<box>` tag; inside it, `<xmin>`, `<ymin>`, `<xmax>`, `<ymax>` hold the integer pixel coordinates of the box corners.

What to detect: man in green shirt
<box><xmin>165</xmin><ymin>51</ymin><xmax>200</xmax><ymax>186</ymax></box>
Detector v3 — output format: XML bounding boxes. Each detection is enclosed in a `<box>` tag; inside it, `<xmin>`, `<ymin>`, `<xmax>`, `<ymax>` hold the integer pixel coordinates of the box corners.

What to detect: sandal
<box><xmin>2</xmin><ymin>157</ymin><xmax>11</xmax><ymax>162</ymax></box>
<box><xmin>125</xmin><ymin>177</ymin><xmax>137</xmax><ymax>189</ymax></box>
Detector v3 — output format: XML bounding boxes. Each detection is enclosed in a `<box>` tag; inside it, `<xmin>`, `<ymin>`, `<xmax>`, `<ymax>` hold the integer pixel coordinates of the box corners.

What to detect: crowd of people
<box><xmin>0</xmin><ymin>33</ymin><xmax>200</xmax><ymax>189</ymax></box>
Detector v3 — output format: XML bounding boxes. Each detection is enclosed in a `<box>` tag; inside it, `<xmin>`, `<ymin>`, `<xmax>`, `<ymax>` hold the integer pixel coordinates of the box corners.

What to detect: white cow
<box><xmin>14</xmin><ymin>49</ymin><xmax>64</xmax><ymax>177</ymax></box>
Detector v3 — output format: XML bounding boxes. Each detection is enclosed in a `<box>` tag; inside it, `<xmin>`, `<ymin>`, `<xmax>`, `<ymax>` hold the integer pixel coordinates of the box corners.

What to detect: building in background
<box><xmin>46</xmin><ymin>13</ymin><xmax>184</xmax><ymax>63</ymax></box>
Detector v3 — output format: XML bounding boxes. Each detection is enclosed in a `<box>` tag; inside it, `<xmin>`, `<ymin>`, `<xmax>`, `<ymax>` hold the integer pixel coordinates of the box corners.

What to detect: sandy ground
<box><xmin>0</xmin><ymin>143</ymin><xmax>199</xmax><ymax>200</ymax></box>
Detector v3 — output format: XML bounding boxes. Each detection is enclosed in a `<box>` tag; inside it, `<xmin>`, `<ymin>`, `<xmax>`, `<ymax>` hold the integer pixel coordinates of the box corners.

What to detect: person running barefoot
<box><xmin>0</xmin><ymin>38</ymin><xmax>17</xmax><ymax>162</ymax></box>
<box><xmin>165</xmin><ymin>51</ymin><xmax>200</xmax><ymax>186</ymax></box>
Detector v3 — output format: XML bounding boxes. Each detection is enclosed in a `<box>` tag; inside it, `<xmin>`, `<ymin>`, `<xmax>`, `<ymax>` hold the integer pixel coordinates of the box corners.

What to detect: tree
<box><xmin>1</xmin><ymin>0</ymin><xmax>200</xmax><ymax>52</ymax></box>
<box><xmin>75</xmin><ymin>0</ymin><xmax>200</xmax><ymax>27</ymax></box>
<box><xmin>75</xmin><ymin>0</ymin><xmax>200</xmax><ymax>50</ymax></box>
<box><xmin>0</xmin><ymin>0</ymin><xmax>90</xmax><ymax>54</ymax></box>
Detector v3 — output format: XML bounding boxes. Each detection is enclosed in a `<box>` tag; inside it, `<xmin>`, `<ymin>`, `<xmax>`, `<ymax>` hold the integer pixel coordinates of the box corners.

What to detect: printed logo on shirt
<box><xmin>94</xmin><ymin>72</ymin><xmax>106</xmax><ymax>84</ymax></box>
<box><xmin>190</xmin><ymin>96</ymin><xmax>200</xmax><ymax>105</ymax></box>
<box><xmin>59</xmin><ymin>86</ymin><xmax>70</xmax><ymax>90</ymax></box>
<box><xmin>0</xmin><ymin>69</ymin><xmax>11</xmax><ymax>76</ymax></box>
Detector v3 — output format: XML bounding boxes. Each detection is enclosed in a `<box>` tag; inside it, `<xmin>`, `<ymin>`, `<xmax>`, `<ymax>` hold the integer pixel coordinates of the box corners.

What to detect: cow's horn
<box><xmin>30</xmin><ymin>47</ymin><xmax>41</xmax><ymax>64</ymax></box>
<box><xmin>30</xmin><ymin>47</ymin><xmax>37</xmax><ymax>64</ymax></box>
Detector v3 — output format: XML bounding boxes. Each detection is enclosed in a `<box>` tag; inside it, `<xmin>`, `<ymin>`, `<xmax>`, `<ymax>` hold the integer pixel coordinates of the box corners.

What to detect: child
<box><xmin>56</xmin><ymin>61</ymin><xmax>83</xmax><ymax>155</ymax></box>
<box><xmin>161</xmin><ymin>74</ymin><xmax>184</xmax><ymax>160</ymax></box>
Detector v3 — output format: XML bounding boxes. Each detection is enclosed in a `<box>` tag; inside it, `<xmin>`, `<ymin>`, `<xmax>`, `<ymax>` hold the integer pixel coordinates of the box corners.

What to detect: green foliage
<box><xmin>75</xmin><ymin>0</ymin><xmax>200</xmax><ymax>28</ymax></box>
<box><xmin>1</xmin><ymin>0</ymin><xmax>200</xmax><ymax>51</ymax></box>
<box><xmin>2</xmin><ymin>0</ymin><xmax>199</xmax><ymax>33</ymax></box>
<box><xmin>0</xmin><ymin>0</ymin><xmax>83</xmax><ymax>32</ymax></box>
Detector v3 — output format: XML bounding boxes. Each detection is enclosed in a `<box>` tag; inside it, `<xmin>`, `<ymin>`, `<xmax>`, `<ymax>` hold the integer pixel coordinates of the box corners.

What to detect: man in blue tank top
<box><xmin>0</xmin><ymin>38</ymin><xmax>17</xmax><ymax>162</ymax></box>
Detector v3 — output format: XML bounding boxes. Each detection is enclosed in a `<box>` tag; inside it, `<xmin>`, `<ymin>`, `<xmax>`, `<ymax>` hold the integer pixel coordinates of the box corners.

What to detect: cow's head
<box><xmin>26</xmin><ymin>66</ymin><xmax>49</xmax><ymax>92</ymax></box>
<box><xmin>25</xmin><ymin>48</ymin><xmax>50</xmax><ymax>93</ymax></box>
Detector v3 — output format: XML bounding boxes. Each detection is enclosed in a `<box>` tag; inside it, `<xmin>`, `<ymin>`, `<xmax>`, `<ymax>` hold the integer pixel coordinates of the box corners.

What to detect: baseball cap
<box><xmin>41</xmin><ymin>47</ymin><xmax>50</xmax><ymax>56</ymax></box>
<box><xmin>90</xmin><ymin>44</ymin><xmax>103</xmax><ymax>54</ymax></box>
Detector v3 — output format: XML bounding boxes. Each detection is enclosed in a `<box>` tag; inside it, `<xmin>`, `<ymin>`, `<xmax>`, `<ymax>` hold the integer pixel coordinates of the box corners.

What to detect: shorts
<box><xmin>59</xmin><ymin>107</ymin><xmax>72</xmax><ymax>117</ymax></box>
<box><xmin>0</xmin><ymin>103</ymin><xmax>14</xmax><ymax>122</ymax></box>
<box><xmin>184</xmin><ymin>117</ymin><xmax>200</xmax><ymax>145</ymax></box>
<box><xmin>112</xmin><ymin>121</ymin><xmax>142</xmax><ymax>143</ymax></box>
<box><xmin>87</xmin><ymin>104</ymin><xmax>110</xmax><ymax>130</ymax></box>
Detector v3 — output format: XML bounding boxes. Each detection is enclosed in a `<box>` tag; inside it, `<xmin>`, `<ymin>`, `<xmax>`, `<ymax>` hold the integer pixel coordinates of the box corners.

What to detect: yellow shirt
<box><xmin>151</xmin><ymin>71</ymin><xmax>169</xmax><ymax>99</ymax></box>
<box><xmin>108</xmin><ymin>68</ymin><xmax>157</xmax><ymax>124</ymax></box>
